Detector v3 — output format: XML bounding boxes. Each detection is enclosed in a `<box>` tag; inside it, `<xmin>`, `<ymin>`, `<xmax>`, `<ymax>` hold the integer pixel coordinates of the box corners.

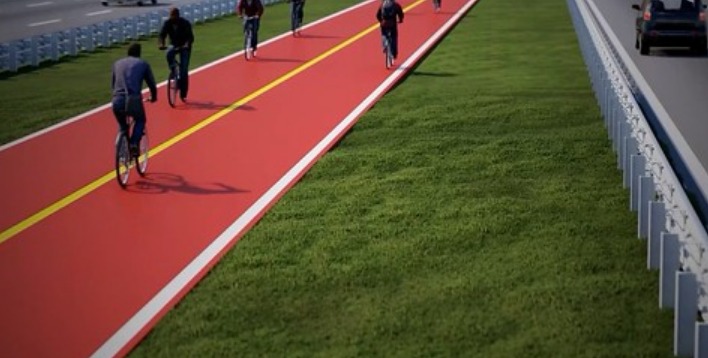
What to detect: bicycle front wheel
<box><xmin>115</xmin><ymin>133</ymin><xmax>131</xmax><ymax>188</ymax></box>
<box><xmin>136</xmin><ymin>132</ymin><xmax>149</xmax><ymax>176</ymax></box>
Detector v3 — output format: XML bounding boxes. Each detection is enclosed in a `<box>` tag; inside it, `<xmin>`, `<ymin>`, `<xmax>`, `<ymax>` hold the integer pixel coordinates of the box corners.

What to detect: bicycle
<box><xmin>242</xmin><ymin>15</ymin><xmax>258</xmax><ymax>60</ymax></box>
<box><xmin>160</xmin><ymin>45</ymin><xmax>182</xmax><ymax>108</ymax></box>
<box><xmin>382</xmin><ymin>29</ymin><xmax>394</xmax><ymax>69</ymax></box>
<box><xmin>115</xmin><ymin>98</ymin><xmax>149</xmax><ymax>188</ymax></box>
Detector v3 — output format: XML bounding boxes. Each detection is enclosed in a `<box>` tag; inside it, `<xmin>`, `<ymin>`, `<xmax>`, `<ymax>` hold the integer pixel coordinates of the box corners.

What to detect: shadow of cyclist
<box><xmin>126</xmin><ymin>172</ymin><xmax>247</xmax><ymax>195</ymax></box>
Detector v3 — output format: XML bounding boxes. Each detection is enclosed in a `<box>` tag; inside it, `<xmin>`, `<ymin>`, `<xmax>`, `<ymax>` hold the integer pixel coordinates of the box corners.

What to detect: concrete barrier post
<box><xmin>675</xmin><ymin>272</ymin><xmax>697</xmax><ymax>357</ymax></box>
<box><xmin>630</xmin><ymin>154</ymin><xmax>645</xmax><ymax>212</ymax></box>
<box><xmin>660</xmin><ymin>233</ymin><xmax>680</xmax><ymax>309</ymax></box>
<box><xmin>638</xmin><ymin>175</ymin><xmax>654</xmax><ymax>239</ymax></box>
<box><xmin>648</xmin><ymin>201</ymin><xmax>665</xmax><ymax>269</ymax></box>
<box><xmin>695</xmin><ymin>322</ymin><xmax>708</xmax><ymax>358</ymax></box>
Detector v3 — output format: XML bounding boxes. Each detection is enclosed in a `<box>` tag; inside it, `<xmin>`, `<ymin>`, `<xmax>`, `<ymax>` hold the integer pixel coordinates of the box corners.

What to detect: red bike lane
<box><xmin>0</xmin><ymin>0</ymin><xmax>478</xmax><ymax>356</ymax></box>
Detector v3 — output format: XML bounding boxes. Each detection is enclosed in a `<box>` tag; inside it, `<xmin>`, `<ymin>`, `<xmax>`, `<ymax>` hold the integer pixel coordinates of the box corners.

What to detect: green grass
<box><xmin>127</xmin><ymin>0</ymin><xmax>672</xmax><ymax>357</ymax></box>
<box><xmin>3</xmin><ymin>0</ymin><xmax>675</xmax><ymax>356</ymax></box>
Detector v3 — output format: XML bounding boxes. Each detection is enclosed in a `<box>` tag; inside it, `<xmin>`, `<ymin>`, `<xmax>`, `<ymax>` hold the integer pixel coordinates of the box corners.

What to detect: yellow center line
<box><xmin>0</xmin><ymin>0</ymin><xmax>426</xmax><ymax>245</ymax></box>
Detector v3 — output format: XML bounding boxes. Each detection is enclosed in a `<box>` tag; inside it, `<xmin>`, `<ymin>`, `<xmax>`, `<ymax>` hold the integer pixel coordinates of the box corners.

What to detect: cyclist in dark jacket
<box><xmin>376</xmin><ymin>0</ymin><xmax>404</xmax><ymax>61</ymax></box>
<box><xmin>288</xmin><ymin>0</ymin><xmax>305</xmax><ymax>35</ymax></box>
<box><xmin>237</xmin><ymin>0</ymin><xmax>265</xmax><ymax>55</ymax></box>
<box><xmin>158</xmin><ymin>7</ymin><xmax>194</xmax><ymax>101</ymax></box>
<box><xmin>111</xmin><ymin>43</ymin><xmax>157</xmax><ymax>156</ymax></box>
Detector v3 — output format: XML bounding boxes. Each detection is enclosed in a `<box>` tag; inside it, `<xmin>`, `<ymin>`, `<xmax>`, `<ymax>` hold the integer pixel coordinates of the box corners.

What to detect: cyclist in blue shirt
<box><xmin>158</xmin><ymin>7</ymin><xmax>194</xmax><ymax>102</ymax></box>
<box><xmin>237</xmin><ymin>0</ymin><xmax>265</xmax><ymax>56</ymax></box>
<box><xmin>376</xmin><ymin>0</ymin><xmax>404</xmax><ymax>62</ymax></box>
<box><xmin>111</xmin><ymin>43</ymin><xmax>157</xmax><ymax>156</ymax></box>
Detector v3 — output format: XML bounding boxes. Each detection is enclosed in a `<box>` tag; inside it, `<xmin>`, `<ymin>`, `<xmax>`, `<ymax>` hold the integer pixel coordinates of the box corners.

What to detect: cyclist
<box><xmin>237</xmin><ymin>0</ymin><xmax>264</xmax><ymax>56</ymax></box>
<box><xmin>111</xmin><ymin>43</ymin><xmax>157</xmax><ymax>157</ymax></box>
<box><xmin>158</xmin><ymin>7</ymin><xmax>194</xmax><ymax>102</ymax></box>
<box><xmin>376</xmin><ymin>0</ymin><xmax>404</xmax><ymax>64</ymax></box>
<box><xmin>288</xmin><ymin>0</ymin><xmax>305</xmax><ymax>34</ymax></box>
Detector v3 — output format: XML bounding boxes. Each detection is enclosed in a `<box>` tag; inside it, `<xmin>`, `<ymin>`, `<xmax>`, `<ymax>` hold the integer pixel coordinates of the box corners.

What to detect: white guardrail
<box><xmin>0</xmin><ymin>0</ymin><xmax>282</xmax><ymax>73</ymax></box>
<box><xmin>568</xmin><ymin>0</ymin><xmax>708</xmax><ymax>356</ymax></box>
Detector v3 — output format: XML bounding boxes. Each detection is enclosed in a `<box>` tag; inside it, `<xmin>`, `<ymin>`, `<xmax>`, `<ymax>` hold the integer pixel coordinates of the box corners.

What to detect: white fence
<box><xmin>0</xmin><ymin>0</ymin><xmax>282</xmax><ymax>72</ymax></box>
<box><xmin>568</xmin><ymin>0</ymin><xmax>708</xmax><ymax>356</ymax></box>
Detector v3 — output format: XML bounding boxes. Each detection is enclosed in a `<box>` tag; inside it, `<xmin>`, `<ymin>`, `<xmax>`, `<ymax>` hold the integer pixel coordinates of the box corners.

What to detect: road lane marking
<box><xmin>27</xmin><ymin>1</ymin><xmax>53</xmax><ymax>7</ymax></box>
<box><xmin>87</xmin><ymin>10</ymin><xmax>112</xmax><ymax>16</ymax></box>
<box><xmin>28</xmin><ymin>19</ymin><xmax>61</xmax><ymax>27</ymax></box>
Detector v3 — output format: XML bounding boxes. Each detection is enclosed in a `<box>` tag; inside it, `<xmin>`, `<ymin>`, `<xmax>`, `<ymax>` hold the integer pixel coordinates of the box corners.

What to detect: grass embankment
<box><xmin>0</xmin><ymin>0</ymin><xmax>674</xmax><ymax>355</ymax></box>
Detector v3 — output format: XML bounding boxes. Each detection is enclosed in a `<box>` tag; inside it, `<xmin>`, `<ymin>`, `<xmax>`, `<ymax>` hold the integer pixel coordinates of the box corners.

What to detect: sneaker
<box><xmin>180</xmin><ymin>96</ymin><xmax>187</xmax><ymax>103</ymax></box>
<box><xmin>253</xmin><ymin>50</ymin><xmax>257</xmax><ymax>57</ymax></box>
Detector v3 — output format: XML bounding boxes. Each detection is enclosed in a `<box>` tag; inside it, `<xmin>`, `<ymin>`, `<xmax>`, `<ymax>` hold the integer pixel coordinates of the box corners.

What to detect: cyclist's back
<box><xmin>111</xmin><ymin>43</ymin><xmax>157</xmax><ymax>154</ymax></box>
<box><xmin>377</xmin><ymin>0</ymin><xmax>404</xmax><ymax>29</ymax></box>
<box><xmin>112</xmin><ymin>56</ymin><xmax>154</xmax><ymax>99</ymax></box>
<box><xmin>159</xmin><ymin>8</ymin><xmax>194</xmax><ymax>48</ymax></box>
<box><xmin>237</xmin><ymin>0</ymin><xmax>264</xmax><ymax>18</ymax></box>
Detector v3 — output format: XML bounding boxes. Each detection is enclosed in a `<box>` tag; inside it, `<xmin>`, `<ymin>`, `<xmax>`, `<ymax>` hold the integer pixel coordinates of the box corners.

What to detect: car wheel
<box><xmin>137</xmin><ymin>0</ymin><xmax>143</xmax><ymax>5</ymax></box>
<box><xmin>639</xmin><ymin>36</ymin><xmax>650</xmax><ymax>55</ymax></box>
<box><xmin>691</xmin><ymin>41</ymin><xmax>707</xmax><ymax>56</ymax></box>
<box><xmin>635</xmin><ymin>33</ymin><xmax>639</xmax><ymax>49</ymax></box>
<box><xmin>151</xmin><ymin>0</ymin><xmax>156</xmax><ymax>4</ymax></box>
<box><xmin>101</xmin><ymin>1</ymin><xmax>108</xmax><ymax>5</ymax></box>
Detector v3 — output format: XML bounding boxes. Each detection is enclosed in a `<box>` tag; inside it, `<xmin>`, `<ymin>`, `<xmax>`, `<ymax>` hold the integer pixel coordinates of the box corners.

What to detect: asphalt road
<box><xmin>591</xmin><ymin>0</ymin><xmax>708</xmax><ymax>201</ymax></box>
<box><xmin>0</xmin><ymin>0</ymin><xmax>192</xmax><ymax>42</ymax></box>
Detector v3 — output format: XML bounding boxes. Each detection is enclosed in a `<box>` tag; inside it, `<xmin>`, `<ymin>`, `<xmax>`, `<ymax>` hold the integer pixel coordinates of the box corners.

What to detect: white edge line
<box><xmin>27</xmin><ymin>19</ymin><xmax>61</xmax><ymax>27</ymax></box>
<box><xmin>27</xmin><ymin>1</ymin><xmax>53</xmax><ymax>7</ymax></box>
<box><xmin>90</xmin><ymin>0</ymin><xmax>478</xmax><ymax>356</ymax></box>
<box><xmin>0</xmin><ymin>0</ymin><xmax>378</xmax><ymax>153</ymax></box>
<box><xmin>86</xmin><ymin>10</ymin><xmax>112</xmax><ymax>16</ymax></box>
<box><xmin>585</xmin><ymin>0</ymin><xmax>708</xmax><ymax>207</ymax></box>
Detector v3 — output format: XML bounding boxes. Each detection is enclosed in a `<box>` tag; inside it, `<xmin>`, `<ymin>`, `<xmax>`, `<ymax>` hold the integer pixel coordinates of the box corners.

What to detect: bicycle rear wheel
<box><xmin>167</xmin><ymin>70</ymin><xmax>178</xmax><ymax>108</ymax></box>
<box><xmin>115</xmin><ymin>133</ymin><xmax>131</xmax><ymax>188</ymax></box>
<box><xmin>384</xmin><ymin>37</ymin><xmax>393</xmax><ymax>69</ymax></box>
<box><xmin>136</xmin><ymin>132</ymin><xmax>149</xmax><ymax>176</ymax></box>
<box><xmin>244</xmin><ymin>28</ymin><xmax>252</xmax><ymax>60</ymax></box>
<box><xmin>291</xmin><ymin>10</ymin><xmax>299</xmax><ymax>36</ymax></box>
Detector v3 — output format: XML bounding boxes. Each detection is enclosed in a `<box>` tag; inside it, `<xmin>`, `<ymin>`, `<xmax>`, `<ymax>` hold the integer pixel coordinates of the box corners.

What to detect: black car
<box><xmin>632</xmin><ymin>0</ymin><xmax>707</xmax><ymax>55</ymax></box>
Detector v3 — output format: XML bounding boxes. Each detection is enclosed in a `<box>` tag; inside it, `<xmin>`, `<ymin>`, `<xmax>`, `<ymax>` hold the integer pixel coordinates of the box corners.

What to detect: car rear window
<box><xmin>655</xmin><ymin>0</ymin><xmax>700</xmax><ymax>11</ymax></box>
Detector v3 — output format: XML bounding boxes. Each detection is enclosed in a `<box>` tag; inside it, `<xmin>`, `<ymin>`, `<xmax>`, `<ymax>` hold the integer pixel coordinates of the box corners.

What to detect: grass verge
<box><xmin>121</xmin><ymin>0</ymin><xmax>674</xmax><ymax>357</ymax></box>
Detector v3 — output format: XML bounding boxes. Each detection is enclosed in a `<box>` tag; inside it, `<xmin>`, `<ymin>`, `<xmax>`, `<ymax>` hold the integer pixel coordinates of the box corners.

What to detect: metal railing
<box><xmin>0</xmin><ymin>0</ymin><xmax>282</xmax><ymax>73</ymax></box>
<box><xmin>568</xmin><ymin>0</ymin><xmax>708</xmax><ymax>356</ymax></box>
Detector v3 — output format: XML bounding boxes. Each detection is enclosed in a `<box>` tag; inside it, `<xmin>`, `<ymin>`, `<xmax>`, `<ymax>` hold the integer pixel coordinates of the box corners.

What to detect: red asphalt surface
<box><xmin>0</xmin><ymin>0</ymin><xmax>474</xmax><ymax>356</ymax></box>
